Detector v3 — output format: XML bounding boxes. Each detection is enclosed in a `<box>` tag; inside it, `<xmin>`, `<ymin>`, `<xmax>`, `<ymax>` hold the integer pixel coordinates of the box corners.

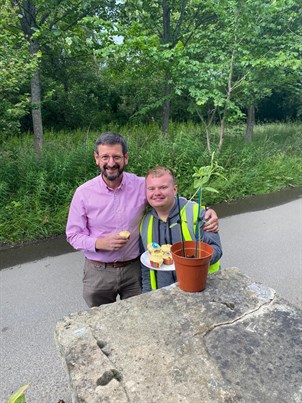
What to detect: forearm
<box><xmin>66</xmin><ymin>196</ymin><xmax>97</xmax><ymax>252</ymax></box>
<box><xmin>66</xmin><ymin>225</ymin><xmax>97</xmax><ymax>252</ymax></box>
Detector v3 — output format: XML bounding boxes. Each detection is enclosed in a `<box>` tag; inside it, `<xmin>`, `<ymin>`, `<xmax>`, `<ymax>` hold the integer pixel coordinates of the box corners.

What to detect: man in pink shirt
<box><xmin>66</xmin><ymin>132</ymin><xmax>219</xmax><ymax>307</ymax></box>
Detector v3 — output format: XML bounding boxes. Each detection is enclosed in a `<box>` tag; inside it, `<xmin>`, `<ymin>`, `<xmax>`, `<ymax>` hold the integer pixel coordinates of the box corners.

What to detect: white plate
<box><xmin>140</xmin><ymin>250</ymin><xmax>175</xmax><ymax>271</ymax></box>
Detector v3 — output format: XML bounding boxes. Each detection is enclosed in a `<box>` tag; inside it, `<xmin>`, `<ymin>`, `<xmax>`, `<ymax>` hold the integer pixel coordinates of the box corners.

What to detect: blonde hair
<box><xmin>145</xmin><ymin>166</ymin><xmax>176</xmax><ymax>184</ymax></box>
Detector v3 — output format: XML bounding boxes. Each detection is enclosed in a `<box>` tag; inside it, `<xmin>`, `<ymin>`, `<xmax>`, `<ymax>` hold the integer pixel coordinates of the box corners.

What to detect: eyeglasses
<box><xmin>98</xmin><ymin>154</ymin><xmax>124</xmax><ymax>163</ymax></box>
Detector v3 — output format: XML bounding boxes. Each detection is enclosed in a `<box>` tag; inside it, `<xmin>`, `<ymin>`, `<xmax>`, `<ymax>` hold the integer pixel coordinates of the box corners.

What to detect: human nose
<box><xmin>106</xmin><ymin>156</ymin><xmax>116</xmax><ymax>165</ymax></box>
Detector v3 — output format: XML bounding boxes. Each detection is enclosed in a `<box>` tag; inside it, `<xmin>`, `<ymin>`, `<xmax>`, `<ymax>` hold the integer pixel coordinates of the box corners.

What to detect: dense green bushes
<box><xmin>0</xmin><ymin>123</ymin><xmax>301</xmax><ymax>245</ymax></box>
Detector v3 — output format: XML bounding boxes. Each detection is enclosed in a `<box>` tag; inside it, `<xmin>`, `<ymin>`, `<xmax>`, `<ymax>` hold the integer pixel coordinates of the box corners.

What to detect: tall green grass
<box><xmin>0</xmin><ymin>122</ymin><xmax>301</xmax><ymax>245</ymax></box>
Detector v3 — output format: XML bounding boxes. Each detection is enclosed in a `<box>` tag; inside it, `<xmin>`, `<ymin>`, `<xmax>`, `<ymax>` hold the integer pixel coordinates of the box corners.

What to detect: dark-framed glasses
<box><xmin>98</xmin><ymin>155</ymin><xmax>124</xmax><ymax>163</ymax></box>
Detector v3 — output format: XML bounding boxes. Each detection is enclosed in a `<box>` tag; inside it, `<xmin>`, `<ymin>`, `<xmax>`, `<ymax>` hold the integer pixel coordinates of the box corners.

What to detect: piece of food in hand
<box><xmin>147</xmin><ymin>242</ymin><xmax>161</xmax><ymax>254</ymax></box>
<box><xmin>161</xmin><ymin>244</ymin><xmax>172</xmax><ymax>253</ymax></box>
<box><xmin>162</xmin><ymin>252</ymin><xmax>173</xmax><ymax>265</ymax></box>
<box><xmin>149</xmin><ymin>252</ymin><xmax>163</xmax><ymax>268</ymax></box>
<box><xmin>119</xmin><ymin>231</ymin><xmax>130</xmax><ymax>239</ymax></box>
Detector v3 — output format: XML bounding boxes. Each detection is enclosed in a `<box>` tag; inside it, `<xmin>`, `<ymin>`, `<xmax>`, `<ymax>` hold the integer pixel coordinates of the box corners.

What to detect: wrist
<box><xmin>95</xmin><ymin>238</ymin><xmax>103</xmax><ymax>251</ymax></box>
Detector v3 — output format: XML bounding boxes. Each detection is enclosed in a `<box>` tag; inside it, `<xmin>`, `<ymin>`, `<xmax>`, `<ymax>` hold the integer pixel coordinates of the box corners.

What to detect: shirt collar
<box><xmin>99</xmin><ymin>173</ymin><xmax>126</xmax><ymax>192</ymax></box>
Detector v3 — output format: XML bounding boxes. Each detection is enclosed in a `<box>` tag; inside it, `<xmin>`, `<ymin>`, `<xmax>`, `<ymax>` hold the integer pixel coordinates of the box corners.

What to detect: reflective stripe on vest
<box><xmin>181</xmin><ymin>204</ymin><xmax>220</xmax><ymax>273</ymax></box>
<box><xmin>180</xmin><ymin>203</ymin><xmax>198</xmax><ymax>241</ymax></box>
<box><xmin>208</xmin><ymin>260</ymin><xmax>220</xmax><ymax>274</ymax></box>
<box><xmin>140</xmin><ymin>215</ymin><xmax>157</xmax><ymax>290</ymax></box>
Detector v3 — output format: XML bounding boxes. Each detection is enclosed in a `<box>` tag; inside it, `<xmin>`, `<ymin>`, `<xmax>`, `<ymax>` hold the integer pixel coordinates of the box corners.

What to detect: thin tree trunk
<box><xmin>18</xmin><ymin>1</ymin><xmax>43</xmax><ymax>154</ymax></box>
<box><xmin>196</xmin><ymin>106</ymin><xmax>217</xmax><ymax>154</ymax></box>
<box><xmin>218</xmin><ymin>47</ymin><xmax>235</xmax><ymax>152</ymax></box>
<box><xmin>30</xmin><ymin>40</ymin><xmax>43</xmax><ymax>155</ymax></box>
<box><xmin>31</xmin><ymin>69</ymin><xmax>43</xmax><ymax>155</ymax></box>
<box><xmin>162</xmin><ymin>0</ymin><xmax>171</xmax><ymax>137</ymax></box>
<box><xmin>245</xmin><ymin>105</ymin><xmax>255</xmax><ymax>143</ymax></box>
<box><xmin>218</xmin><ymin>115</ymin><xmax>225</xmax><ymax>152</ymax></box>
<box><xmin>162</xmin><ymin>77</ymin><xmax>170</xmax><ymax>137</ymax></box>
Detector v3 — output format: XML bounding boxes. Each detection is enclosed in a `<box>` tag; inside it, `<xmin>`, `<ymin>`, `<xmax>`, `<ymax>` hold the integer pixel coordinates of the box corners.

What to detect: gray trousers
<box><xmin>83</xmin><ymin>258</ymin><xmax>142</xmax><ymax>307</ymax></box>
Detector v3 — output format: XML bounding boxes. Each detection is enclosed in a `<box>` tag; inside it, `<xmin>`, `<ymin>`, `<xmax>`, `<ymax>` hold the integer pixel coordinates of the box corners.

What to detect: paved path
<box><xmin>0</xmin><ymin>198</ymin><xmax>301</xmax><ymax>403</ymax></box>
<box><xmin>219</xmin><ymin>198</ymin><xmax>302</xmax><ymax>309</ymax></box>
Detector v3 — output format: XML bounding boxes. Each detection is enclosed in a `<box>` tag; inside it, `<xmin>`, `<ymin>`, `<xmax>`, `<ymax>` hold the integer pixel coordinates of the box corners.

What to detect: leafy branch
<box><xmin>191</xmin><ymin>151</ymin><xmax>227</xmax><ymax>204</ymax></box>
<box><xmin>191</xmin><ymin>152</ymin><xmax>226</xmax><ymax>256</ymax></box>
<box><xmin>8</xmin><ymin>384</ymin><xmax>29</xmax><ymax>403</ymax></box>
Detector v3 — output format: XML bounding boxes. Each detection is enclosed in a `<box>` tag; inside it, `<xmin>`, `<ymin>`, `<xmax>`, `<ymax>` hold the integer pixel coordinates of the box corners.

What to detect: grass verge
<box><xmin>0</xmin><ymin>122</ymin><xmax>301</xmax><ymax>245</ymax></box>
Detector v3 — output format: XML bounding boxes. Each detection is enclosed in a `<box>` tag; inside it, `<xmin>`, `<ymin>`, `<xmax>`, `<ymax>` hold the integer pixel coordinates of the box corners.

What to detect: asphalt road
<box><xmin>0</xmin><ymin>198</ymin><xmax>301</xmax><ymax>403</ymax></box>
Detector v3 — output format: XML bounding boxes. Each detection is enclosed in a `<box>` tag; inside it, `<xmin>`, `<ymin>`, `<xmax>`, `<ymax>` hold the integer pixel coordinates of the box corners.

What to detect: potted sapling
<box><xmin>171</xmin><ymin>152</ymin><xmax>226</xmax><ymax>292</ymax></box>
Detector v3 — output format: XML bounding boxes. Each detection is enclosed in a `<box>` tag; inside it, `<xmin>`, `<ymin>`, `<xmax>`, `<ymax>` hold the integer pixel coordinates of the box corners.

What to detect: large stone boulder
<box><xmin>55</xmin><ymin>268</ymin><xmax>302</xmax><ymax>402</ymax></box>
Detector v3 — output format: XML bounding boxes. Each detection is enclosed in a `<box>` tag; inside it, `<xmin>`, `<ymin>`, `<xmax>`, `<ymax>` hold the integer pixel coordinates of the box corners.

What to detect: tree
<box><xmin>8</xmin><ymin>0</ymin><xmax>115</xmax><ymax>153</ymax></box>
<box><xmin>103</xmin><ymin>0</ymin><xmax>214</xmax><ymax>137</ymax></box>
<box><xmin>0</xmin><ymin>0</ymin><xmax>38</xmax><ymax>138</ymax></box>
<box><xmin>174</xmin><ymin>0</ymin><xmax>302</xmax><ymax>151</ymax></box>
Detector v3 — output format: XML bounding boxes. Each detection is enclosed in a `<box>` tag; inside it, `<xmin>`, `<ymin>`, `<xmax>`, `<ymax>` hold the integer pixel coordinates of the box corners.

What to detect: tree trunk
<box><xmin>30</xmin><ymin>40</ymin><xmax>43</xmax><ymax>155</ymax></box>
<box><xmin>162</xmin><ymin>78</ymin><xmax>170</xmax><ymax>137</ymax></box>
<box><xmin>162</xmin><ymin>0</ymin><xmax>171</xmax><ymax>137</ymax></box>
<box><xmin>218</xmin><ymin>115</ymin><xmax>225</xmax><ymax>153</ymax></box>
<box><xmin>218</xmin><ymin>47</ymin><xmax>234</xmax><ymax>153</ymax></box>
<box><xmin>196</xmin><ymin>106</ymin><xmax>216</xmax><ymax>154</ymax></box>
<box><xmin>18</xmin><ymin>1</ymin><xmax>43</xmax><ymax>154</ymax></box>
<box><xmin>245</xmin><ymin>105</ymin><xmax>255</xmax><ymax>143</ymax></box>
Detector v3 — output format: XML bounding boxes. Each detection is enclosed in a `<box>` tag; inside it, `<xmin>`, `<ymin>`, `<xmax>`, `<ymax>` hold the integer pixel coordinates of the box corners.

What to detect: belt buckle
<box><xmin>106</xmin><ymin>262</ymin><xmax>120</xmax><ymax>268</ymax></box>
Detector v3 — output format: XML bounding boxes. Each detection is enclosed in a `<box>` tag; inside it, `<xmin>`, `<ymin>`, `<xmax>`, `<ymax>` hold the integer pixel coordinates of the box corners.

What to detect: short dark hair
<box><xmin>95</xmin><ymin>132</ymin><xmax>128</xmax><ymax>154</ymax></box>
<box><xmin>145</xmin><ymin>166</ymin><xmax>176</xmax><ymax>184</ymax></box>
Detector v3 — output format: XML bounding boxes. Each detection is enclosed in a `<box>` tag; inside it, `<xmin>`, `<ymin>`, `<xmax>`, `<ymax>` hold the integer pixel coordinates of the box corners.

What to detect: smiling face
<box><xmin>94</xmin><ymin>144</ymin><xmax>128</xmax><ymax>186</ymax></box>
<box><xmin>146</xmin><ymin>173</ymin><xmax>177</xmax><ymax>213</ymax></box>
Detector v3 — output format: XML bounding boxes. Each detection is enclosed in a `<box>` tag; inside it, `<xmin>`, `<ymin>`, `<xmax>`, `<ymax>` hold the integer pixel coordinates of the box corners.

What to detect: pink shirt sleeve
<box><xmin>66</xmin><ymin>189</ymin><xmax>98</xmax><ymax>253</ymax></box>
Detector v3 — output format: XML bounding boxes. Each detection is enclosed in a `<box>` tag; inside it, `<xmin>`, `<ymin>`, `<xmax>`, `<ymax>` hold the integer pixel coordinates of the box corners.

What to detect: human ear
<box><xmin>94</xmin><ymin>151</ymin><xmax>99</xmax><ymax>165</ymax></box>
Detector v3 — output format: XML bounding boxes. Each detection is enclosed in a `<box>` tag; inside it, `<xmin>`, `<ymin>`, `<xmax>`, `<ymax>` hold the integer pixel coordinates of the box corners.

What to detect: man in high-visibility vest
<box><xmin>140</xmin><ymin>166</ymin><xmax>222</xmax><ymax>292</ymax></box>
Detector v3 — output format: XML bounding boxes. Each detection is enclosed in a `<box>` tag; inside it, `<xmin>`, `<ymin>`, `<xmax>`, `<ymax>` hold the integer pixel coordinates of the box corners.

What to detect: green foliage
<box><xmin>0</xmin><ymin>0</ymin><xmax>119</xmax><ymax>140</ymax></box>
<box><xmin>0</xmin><ymin>1</ymin><xmax>39</xmax><ymax>137</ymax></box>
<box><xmin>0</xmin><ymin>130</ymin><xmax>96</xmax><ymax>244</ymax></box>
<box><xmin>173</xmin><ymin>0</ymin><xmax>302</xmax><ymax>149</ymax></box>
<box><xmin>8</xmin><ymin>384</ymin><xmax>29</xmax><ymax>403</ymax></box>
<box><xmin>0</xmin><ymin>122</ymin><xmax>301</xmax><ymax>245</ymax></box>
<box><xmin>192</xmin><ymin>152</ymin><xmax>226</xmax><ymax>199</ymax></box>
<box><xmin>1</xmin><ymin>0</ymin><xmax>301</xmax><ymax>139</ymax></box>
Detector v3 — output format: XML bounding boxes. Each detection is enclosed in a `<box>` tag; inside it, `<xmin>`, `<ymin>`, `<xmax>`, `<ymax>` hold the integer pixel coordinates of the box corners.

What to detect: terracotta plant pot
<box><xmin>171</xmin><ymin>241</ymin><xmax>214</xmax><ymax>292</ymax></box>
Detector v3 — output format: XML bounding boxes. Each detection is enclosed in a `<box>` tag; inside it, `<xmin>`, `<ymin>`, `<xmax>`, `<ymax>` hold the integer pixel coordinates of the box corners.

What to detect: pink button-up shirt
<box><xmin>66</xmin><ymin>172</ymin><xmax>146</xmax><ymax>262</ymax></box>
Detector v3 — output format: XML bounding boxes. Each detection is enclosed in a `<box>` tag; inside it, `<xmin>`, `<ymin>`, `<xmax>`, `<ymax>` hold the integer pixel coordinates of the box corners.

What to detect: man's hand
<box><xmin>204</xmin><ymin>208</ymin><xmax>219</xmax><ymax>232</ymax></box>
<box><xmin>95</xmin><ymin>234</ymin><xmax>129</xmax><ymax>251</ymax></box>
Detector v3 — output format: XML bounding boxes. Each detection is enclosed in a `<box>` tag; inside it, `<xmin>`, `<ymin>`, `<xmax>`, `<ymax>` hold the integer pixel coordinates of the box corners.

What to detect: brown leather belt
<box><xmin>86</xmin><ymin>257</ymin><xmax>140</xmax><ymax>268</ymax></box>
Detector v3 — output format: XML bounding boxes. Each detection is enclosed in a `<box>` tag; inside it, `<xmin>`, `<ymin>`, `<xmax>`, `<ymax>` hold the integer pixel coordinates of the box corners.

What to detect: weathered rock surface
<box><xmin>55</xmin><ymin>268</ymin><xmax>302</xmax><ymax>403</ymax></box>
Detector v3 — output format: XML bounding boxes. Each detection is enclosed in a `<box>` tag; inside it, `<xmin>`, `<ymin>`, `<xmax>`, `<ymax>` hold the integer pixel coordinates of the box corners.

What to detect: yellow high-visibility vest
<box><xmin>140</xmin><ymin>203</ymin><xmax>220</xmax><ymax>290</ymax></box>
